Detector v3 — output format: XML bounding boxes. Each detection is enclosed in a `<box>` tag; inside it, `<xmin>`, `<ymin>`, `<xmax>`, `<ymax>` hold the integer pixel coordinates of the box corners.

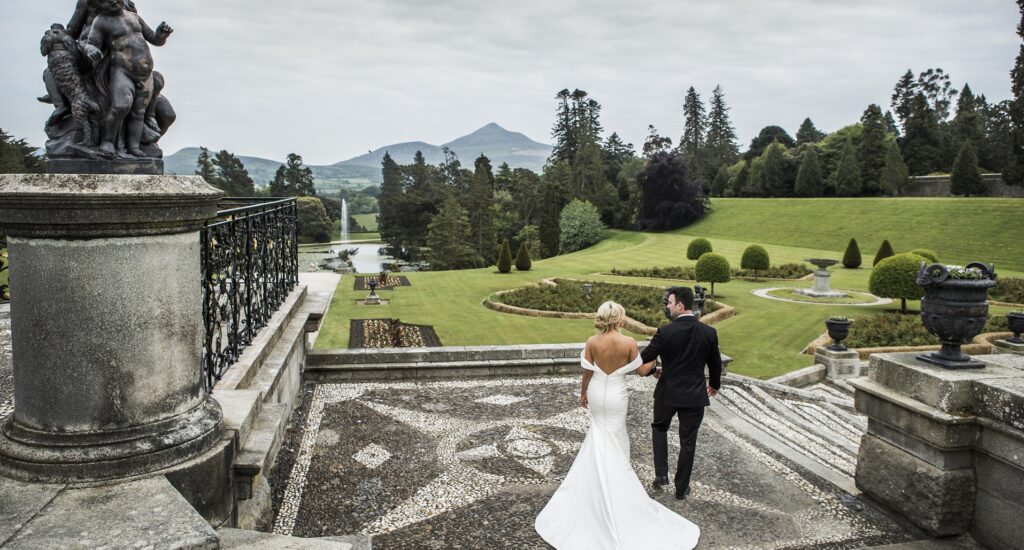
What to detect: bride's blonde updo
<box><xmin>594</xmin><ymin>301</ymin><xmax>626</xmax><ymax>333</ymax></box>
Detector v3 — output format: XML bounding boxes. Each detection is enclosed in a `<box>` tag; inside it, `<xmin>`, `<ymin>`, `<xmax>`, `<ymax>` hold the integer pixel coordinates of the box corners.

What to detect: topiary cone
<box><xmin>873</xmin><ymin>239</ymin><xmax>894</xmax><ymax>266</ymax></box>
<box><xmin>843</xmin><ymin>238</ymin><xmax>862</xmax><ymax>269</ymax></box>
<box><xmin>497</xmin><ymin>239</ymin><xmax>513</xmax><ymax>273</ymax></box>
<box><xmin>515</xmin><ymin>242</ymin><xmax>532</xmax><ymax>271</ymax></box>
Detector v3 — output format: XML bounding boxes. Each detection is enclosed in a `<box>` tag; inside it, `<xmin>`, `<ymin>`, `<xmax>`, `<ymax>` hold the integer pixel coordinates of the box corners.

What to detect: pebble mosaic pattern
<box><xmin>0</xmin><ymin>310</ymin><xmax>11</xmax><ymax>419</ymax></box>
<box><xmin>269</xmin><ymin>375</ymin><xmax>915</xmax><ymax>548</ymax></box>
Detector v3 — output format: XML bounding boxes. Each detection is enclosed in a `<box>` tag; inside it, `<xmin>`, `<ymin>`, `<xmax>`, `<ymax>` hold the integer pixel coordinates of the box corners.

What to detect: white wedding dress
<box><xmin>534</xmin><ymin>351</ymin><xmax>700</xmax><ymax>550</ymax></box>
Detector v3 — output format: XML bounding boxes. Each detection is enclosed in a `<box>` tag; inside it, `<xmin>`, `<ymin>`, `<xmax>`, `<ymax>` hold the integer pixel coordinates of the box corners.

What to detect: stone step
<box><xmin>250</xmin><ymin>314</ymin><xmax>309</xmax><ymax>405</ymax></box>
<box><xmin>218</xmin><ymin>528</ymin><xmax>353</xmax><ymax>549</ymax></box>
<box><xmin>234</xmin><ymin>402</ymin><xmax>289</xmax><ymax>500</ymax></box>
<box><xmin>305</xmin><ymin>356</ymin><xmax>583</xmax><ymax>381</ymax></box>
<box><xmin>748</xmin><ymin>385</ymin><xmax>861</xmax><ymax>455</ymax></box>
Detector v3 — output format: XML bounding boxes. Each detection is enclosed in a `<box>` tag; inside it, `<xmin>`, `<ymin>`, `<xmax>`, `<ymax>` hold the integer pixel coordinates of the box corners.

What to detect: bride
<box><xmin>535</xmin><ymin>301</ymin><xmax>700</xmax><ymax>549</ymax></box>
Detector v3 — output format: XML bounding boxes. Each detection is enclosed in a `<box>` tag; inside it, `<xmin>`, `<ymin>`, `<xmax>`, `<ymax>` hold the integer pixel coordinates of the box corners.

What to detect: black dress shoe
<box><xmin>653</xmin><ymin>475</ymin><xmax>669</xmax><ymax>488</ymax></box>
<box><xmin>675</xmin><ymin>486</ymin><xmax>691</xmax><ymax>500</ymax></box>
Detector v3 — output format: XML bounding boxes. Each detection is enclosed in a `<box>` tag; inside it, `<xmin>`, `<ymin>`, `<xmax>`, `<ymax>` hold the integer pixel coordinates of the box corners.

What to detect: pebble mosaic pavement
<box><xmin>0</xmin><ymin>310</ymin><xmax>11</xmax><ymax>419</ymax></box>
<box><xmin>269</xmin><ymin>375</ymin><xmax>921</xmax><ymax>549</ymax></box>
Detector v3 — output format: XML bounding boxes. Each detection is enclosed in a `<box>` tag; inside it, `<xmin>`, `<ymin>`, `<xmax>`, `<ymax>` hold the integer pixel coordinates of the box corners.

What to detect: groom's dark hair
<box><xmin>666</xmin><ymin>286</ymin><xmax>694</xmax><ymax>310</ymax></box>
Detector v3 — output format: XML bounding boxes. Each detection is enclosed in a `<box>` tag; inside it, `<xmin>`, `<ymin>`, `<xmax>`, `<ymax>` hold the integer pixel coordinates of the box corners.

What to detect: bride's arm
<box><xmin>580</xmin><ymin>370</ymin><xmax>592</xmax><ymax>408</ymax></box>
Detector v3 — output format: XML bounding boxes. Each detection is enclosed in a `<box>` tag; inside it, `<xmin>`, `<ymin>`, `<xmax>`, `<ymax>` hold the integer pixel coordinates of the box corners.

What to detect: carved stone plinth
<box><xmin>0</xmin><ymin>174</ymin><xmax>225</xmax><ymax>482</ymax></box>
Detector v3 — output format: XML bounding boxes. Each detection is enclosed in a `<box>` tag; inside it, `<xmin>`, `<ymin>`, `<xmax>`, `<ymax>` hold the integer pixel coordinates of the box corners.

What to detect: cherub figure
<box><xmin>83</xmin><ymin>0</ymin><xmax>171</xmax><ymax>157</ymax></box>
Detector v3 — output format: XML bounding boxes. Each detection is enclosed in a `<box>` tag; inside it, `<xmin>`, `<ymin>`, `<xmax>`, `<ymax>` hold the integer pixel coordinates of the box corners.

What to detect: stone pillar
<box><xmin>0</xmin><ymin>174</ymin><xmax>225</xmax><ymax>482</ymax></box>
<box><xmin>813</xmin><ymin>347</ymin><xmax>863</xmax><ymax>380</ymax></box>
<box><xmin>812</xmin><ymin>268</ymin><xmax>832</xmax><ymax>293</ymax></box>
<box><xmin>850</xmin><ymin>352</ymin><xmax>1024</xmax><ymax>549</ymax></box>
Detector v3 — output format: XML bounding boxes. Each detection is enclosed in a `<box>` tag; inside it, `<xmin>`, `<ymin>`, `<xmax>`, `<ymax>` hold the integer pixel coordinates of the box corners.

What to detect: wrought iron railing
<box><xmin>201</xmin><ymin>197</ymin><xmax>298</xmax><ymax>392</ymax></box>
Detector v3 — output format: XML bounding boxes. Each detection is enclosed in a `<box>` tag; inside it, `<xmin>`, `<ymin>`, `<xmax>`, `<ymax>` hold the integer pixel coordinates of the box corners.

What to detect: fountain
<box><xmin>795</xmin><ymin>258</ymin><xmax>848</xmax><ymax>298</ymax></box>
<box><xmin>341</xmin><ymin>198</ymin><xmax>349</xmax><ymax>243</ymax></box>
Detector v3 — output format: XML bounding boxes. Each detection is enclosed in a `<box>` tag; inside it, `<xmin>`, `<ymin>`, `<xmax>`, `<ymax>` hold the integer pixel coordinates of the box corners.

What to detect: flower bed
<box><xmin>494</xmin><ymin>279</ymin><xmax>721</xmax><ymax>329</ymax></box>
<box><xmin>349</xmin><ymin>318</ymin><xmax>442</xmax><ymax>349</ymax></box>
<box><xmin>843</xmin><ymin>312</ymin><xmax>1008</xmax><ymax>348</ymax></box>
<box><xmin>609</xmin><ymin>263</ymin><xmax>811</xmax><ymax>281</ymax></box>
<box><xmin>353</xmin><ymin>275</ymin><xmax>412</xmax><ymax>291</ymax></box>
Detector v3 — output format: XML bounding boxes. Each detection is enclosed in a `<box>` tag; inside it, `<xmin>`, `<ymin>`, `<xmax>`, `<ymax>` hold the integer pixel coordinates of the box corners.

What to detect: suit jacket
<box><xmin>640</xmin><ymin>315</ymin><xmax>722</xmax><ymax>408</ymax></box>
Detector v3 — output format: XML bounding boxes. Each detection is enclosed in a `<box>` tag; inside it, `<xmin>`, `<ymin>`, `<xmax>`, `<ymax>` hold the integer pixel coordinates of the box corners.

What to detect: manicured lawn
<box><xmin>687</xmin><ymin>198</ymin><xmax>1024</xmax><ymax>272</ymax></box>
<box><xmin>352</xmin><ymin>213</ymin><xmax>378</xmax><ymax>232</ymax></box>
<box><xmin>316</xmin><ymin>198</ymin><xmax>1024</xmax><ymax>380</ymax></box>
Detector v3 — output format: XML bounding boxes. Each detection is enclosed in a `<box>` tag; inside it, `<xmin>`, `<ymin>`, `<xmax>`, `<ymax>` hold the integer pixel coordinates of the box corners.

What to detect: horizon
<box><xmin>0</xmin><ymin>1</ymin><xmax>1018</xmax><ymax>165</ymax></box>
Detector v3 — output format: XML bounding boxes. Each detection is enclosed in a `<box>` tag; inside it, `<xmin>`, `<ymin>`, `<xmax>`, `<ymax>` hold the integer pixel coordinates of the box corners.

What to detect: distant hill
<box><xmin>165</xmin><ymin>123</ymin><xmax>552</xmax><ymax>186</ymax></box>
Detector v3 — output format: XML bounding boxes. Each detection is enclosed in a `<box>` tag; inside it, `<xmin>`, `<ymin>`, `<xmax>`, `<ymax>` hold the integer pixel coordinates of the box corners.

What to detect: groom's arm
<box><xmin>706</xmin><ymin>329</ymin><xmax>722</xmax><ymax>393</ymax></box>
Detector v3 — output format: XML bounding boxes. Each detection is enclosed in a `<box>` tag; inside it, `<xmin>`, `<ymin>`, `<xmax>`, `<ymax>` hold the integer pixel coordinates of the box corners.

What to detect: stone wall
<box><xmin>906</xmin><ymin>174</ymin><xmax>1024</xmax><ymax>197</ymax></box>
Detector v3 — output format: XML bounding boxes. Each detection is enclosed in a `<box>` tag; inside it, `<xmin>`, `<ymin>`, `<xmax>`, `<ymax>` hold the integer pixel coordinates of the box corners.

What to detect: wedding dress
<box><xmin>534</xmin><ymin>351</ymin><xmax>700</xmax><ymax>550</ymax></box>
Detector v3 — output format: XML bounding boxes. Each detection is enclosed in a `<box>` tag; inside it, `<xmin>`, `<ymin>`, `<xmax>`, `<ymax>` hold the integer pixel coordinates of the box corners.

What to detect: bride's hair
<box><xmin>594</xmin><ymin>301</ymin><xmax>626</xmax><ymax>333</ymax></box>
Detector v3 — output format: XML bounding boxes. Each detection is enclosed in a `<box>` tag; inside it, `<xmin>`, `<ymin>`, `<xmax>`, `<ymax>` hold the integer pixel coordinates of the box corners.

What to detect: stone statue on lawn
<box><xmin>38</xmin><ymin>0</ymin><xmax>176</xmax><ymax>174</ymax></box>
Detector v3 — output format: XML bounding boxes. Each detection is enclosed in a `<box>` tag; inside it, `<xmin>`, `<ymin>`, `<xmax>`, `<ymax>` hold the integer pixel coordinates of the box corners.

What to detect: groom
<box><xmin>640</xmin><ymin>286</ymin><xmax>722</xmax><ymax>500</ymax></box>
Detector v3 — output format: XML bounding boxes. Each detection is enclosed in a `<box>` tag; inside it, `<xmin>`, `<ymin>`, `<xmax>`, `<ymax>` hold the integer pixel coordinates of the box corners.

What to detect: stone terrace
<box><xmin>268</xmin><ymin>374</ymin><xmax>927</xmax><ymax>549</ymax></box>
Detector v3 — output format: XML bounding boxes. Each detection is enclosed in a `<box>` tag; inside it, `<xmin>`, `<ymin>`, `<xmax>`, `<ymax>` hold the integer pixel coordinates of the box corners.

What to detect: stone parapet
<box><xmin>851</xmin><ymin>352</ymin><xmax>1024</xmax><ymax>548</ymax></box>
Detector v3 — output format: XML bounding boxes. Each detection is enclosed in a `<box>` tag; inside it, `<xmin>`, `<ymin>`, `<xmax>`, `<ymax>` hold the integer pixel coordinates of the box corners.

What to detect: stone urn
<box><xmin>1008</xmin><ymin>312</ymin><xmax>1024</xmax><ymax>344</ymax></box>
<box><xmin>916</xmin><ymin>262</ymin><xmax>997</xmax><ymax>369</ymax></box>
<box><xmin>825</xmin><ymin>317</ymin><xmax>852</xmax><ymax>351</ymax></box>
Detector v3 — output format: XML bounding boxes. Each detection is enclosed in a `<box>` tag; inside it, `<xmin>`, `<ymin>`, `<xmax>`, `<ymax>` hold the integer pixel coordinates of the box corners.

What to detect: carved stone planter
<box><xmin>916</xmin><ymin>262</ymin><xmax>997</xmax><ymax>369</ymax></box>
<box><xmin>825</xmin><ymin>318</ymin><xmax>852</xmax><ymax>351</ymax></box>
<box><xmin>1008</xmin><ymin>312</ymin><xmax>1024</xmax><ymax>344</ymax></box>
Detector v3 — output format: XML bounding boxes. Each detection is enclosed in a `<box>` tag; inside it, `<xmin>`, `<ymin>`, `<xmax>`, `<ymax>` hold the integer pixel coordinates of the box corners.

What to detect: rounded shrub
<box><xmin>873</xmin><ymin>239</ymin><xmax>895</xmax><ymax>266</ymax></box>
<box><xmin>515</xmin><ymin>242</ymin><xmax>532</xmax><ymax>271</ymax></box>
<box><xmin>695</xmin><ymin>252</ymin><xmax>731</xmax><ymax>298</ymax></box>
<box><xmin>687</xmin><ymin>238</ymin><xmax>713</xmax><ymax>260</ymax></box>
<box><xmin>558</xmin><ymin>199</ymin><xmax>605</xmax><ymax>254</ymax></box>
<box><xmin>908</xmin><ymin>248</ymin><xmax>938</xmax><ymax>263</ymax></box>
<box><xmin>740</xmin><ymin>245</ymin><xmax>770</xmax><ymax>275</ymax></box>
<box><xmin>497</xmin><ymin>239</ymin><xmax>513</xmax><ymax>273</ymax></box>
<box><xmin>843</xmin><ymin>238</ymin><xmax>862</xmax><ymax>269</ymax></box>
<box><xmin>869</xmin><ymin>252</ymin><xmax>926</xmax><ymax>313</ymax></box>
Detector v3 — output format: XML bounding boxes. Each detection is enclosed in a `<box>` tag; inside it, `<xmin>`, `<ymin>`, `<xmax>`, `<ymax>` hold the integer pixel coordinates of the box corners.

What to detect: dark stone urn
<box><xmin>916</xmin><ymin>262</ymin><xmax>997</xmax><ymax>369</ymax></box>
<box><xmin>1008</xmin><ymin>312</ymin><xmax>1024</xmax><ymax>344</ymax></box>
<box><xmin>825</xmin><ymin>317</ymin><xmax>852</xmax><ymax>351</ymax></box>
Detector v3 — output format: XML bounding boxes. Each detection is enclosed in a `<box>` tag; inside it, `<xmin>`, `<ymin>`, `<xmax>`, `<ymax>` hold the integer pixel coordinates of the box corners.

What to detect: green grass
<box><xmin>688</xmin><ymin>198</ymin><xmax>1024</xmax><ymax>272</ymax></box>
<box><xmin>316</xmin><ymin>198</ymin><xmax>1024</xmax><ymax>379</ymax></box>
<box><xmin>352</xmin><ymin>213</ymin><xmax>379</xmax><ymax>232</ymax></box>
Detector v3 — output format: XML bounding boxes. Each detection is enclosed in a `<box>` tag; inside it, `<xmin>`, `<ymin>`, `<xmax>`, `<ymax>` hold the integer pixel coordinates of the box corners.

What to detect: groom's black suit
<box><xmin>640</xmin><ymin>314</ymin><xmax>722</xmax><ymax>493</ymax></box>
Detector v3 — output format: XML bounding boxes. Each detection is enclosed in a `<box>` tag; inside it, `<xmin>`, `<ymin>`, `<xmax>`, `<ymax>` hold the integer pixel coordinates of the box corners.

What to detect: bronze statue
<box><xmin>39</xmin><ymin>0</ymin><xmax>175</xmax><ymax>171</ymax></box>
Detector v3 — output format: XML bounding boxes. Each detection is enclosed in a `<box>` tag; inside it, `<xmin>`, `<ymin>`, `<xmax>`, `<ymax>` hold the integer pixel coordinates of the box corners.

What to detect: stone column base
<box><xmin>814</xmin><ymin>347</ymin><xmax>862</xmax><ymax>379</ymax></box>
<box><xmin>855</xmin><ymin>433</ymin><xmax>974</xmax><ymax>536</ymax></box>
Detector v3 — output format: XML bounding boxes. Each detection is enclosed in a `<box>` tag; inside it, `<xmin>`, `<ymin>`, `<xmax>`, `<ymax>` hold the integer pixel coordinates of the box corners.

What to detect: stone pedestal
<box><xmin>850</xmin><ymin>353</ymin><xmax>1024</xmax><ymax>548</ymax></box>
<box><xmin>795</xmin><ymin>267</ymin><xmax>849</xmax><ymax>299</ymax></box>
<box><xmin>0</xmin><ymin>174</ymin><xmax>225</xmax><ymax>482</ymax></box>
<box><xmin>814</xmin><ymin>347</ymin><xmax>863</xmax><ymax>379</ymax></box>
<box><xmin>992</xmin><ymin>339</ymin><xmax>1024</xmax><ymax>356</ymax></box>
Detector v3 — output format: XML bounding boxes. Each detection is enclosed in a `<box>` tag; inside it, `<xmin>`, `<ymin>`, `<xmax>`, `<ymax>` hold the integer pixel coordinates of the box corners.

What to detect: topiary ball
<box><xmin>741</xmin><ymin>245</ymin><xmax>770</xmax><ymax>272</ymax></box>
<box><xmin>687</xmin><ymin>238</ymin><xmax>713</xmax><ymax>261</ymax></box>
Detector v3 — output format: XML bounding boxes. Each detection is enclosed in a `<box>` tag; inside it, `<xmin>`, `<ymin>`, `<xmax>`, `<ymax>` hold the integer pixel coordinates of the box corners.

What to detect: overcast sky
<box><xmin>0</xmin><ymin>1</ymin><xmax>1018</xmax><ymax>165</ymax></box>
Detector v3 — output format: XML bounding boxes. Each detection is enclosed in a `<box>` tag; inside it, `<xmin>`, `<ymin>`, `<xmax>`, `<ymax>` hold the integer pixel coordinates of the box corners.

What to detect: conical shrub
<box><xmin>873</xmin><ymin>239</ymin><xmax>895</xmax><ymax>266</ymax></box>
<box><xmin>515</xmin><ymin>242</ymin><xmax>532</xmax><ymax>271</ymax></box>
<box><xmin>842</xmin><ymin>238</ymin><xmax>862</xmax><ymax>269</ymax></box>
<box><xmin>497</xmin><ymin>239</ymin><xmax>513</xmax><ymax>273</ymax></box>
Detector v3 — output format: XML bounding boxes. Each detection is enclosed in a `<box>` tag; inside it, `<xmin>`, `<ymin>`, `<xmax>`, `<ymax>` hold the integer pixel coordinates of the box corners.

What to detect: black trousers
<box><xmin>651</xmin><ymin>403</ymin><xmax>705</xmax><ymax>490</ymax></box>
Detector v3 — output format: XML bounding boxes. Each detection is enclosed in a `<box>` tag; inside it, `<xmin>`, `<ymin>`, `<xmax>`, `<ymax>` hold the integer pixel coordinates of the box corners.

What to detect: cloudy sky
<box><xmin>0</xmin><ymin>1</ymin><xmax>1018</xmax><ymax>165</ymax></box>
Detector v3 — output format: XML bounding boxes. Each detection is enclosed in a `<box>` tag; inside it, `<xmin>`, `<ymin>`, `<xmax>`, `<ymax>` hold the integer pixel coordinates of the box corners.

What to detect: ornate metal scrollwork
<box><xmin>201</xmin><ymin>198</ymin><xmax>298</xmax><ymax>392</ymax></box>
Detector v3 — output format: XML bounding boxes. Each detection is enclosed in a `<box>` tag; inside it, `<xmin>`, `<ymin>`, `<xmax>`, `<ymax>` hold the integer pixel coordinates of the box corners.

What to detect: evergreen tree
<box><xmin>873</xmin><ymin>239</ymin><xmax>895</xmax><ymax>266</ymax></box>
<box><xmin>195</xmin><ymin>146</ymin><xmax>218</xmax><ymax>185</ymax></box>
<box><xmin>514</xmin><ymin>242</ymin><xmax>532</xmax><ymax>271</ymax></box>
<box><xmin>539</xmin><ymin>161</ymin><xmax>569</xmax><ymax>257</ymax></box>
<box><xmin>426</xmin><ymin>198</ymin><xmax>483</xmax><ymax>270</ymax></box>
<box><xmin>730</xmin><ymin>160</ymin><xmax>749</xmax><ymax>197</ymax></box>
<box><xmin>744</xmin><ymin>156</ymin><xmax>765</xmax><ymax>197</ymax></box>
<box><xmin>952</xmin><ymin>84</ymin><xmax>983</xmax><ymax>153</ymax></box>
<box><xmin>901</xmin><ymin>94</ymin><xmax>943</xmax><ymax>175</ymax></box>
<box><xmin>842</xmin><ymin>238</ymin><xmax>862</xmax><ymax>269</ymax></box>
<box><xmin>884</xmin><ymin>111</ymin><xmax>900</xmax><ymax>137</ymax></box>
<box><xmin>635</xmin><ymin>151</ymin><xmax>708</xmax><ymax>229</ymax></box>
<box><xmin>890</xmin><ymin>70</ymin><xmax>919</xmax><ymax>131</ymax></box>
<box><xmin>917</xmin><ymin>68</ymin><xmax>958</xmax><ymax>122</ymax></box>
<box><xmin>495</xmin><ymin>162</ymin><xmax>514</xmax><ymax>194</ymax></box>
<box><xmin>796</xmin><ymin>118</ymin><xmax>826</xmax><ymax>145</ymax></box>
<box><xmin>704</xmin><ymin>85</ymin><xmax>740</xmax><ymax>179</ymax></box>
<box><xmin>950</xmin><ymin>143</ymin><xmax>985</xmax><ymax>196</ymax></box>
<box><xmin>642</xmin><ymin>125</ymin><xmax>673</xmax><ymax>158</ymax></box>
<box><xmin>879</xmin><ymin>141</ymin><xmax>911</xmax><ymax>196</ymax></box>
<box><xmin>760</xmin><ymin>141</ymin><xmax>789</xmax><ymax>196</ymax></box>
<box><xmin>378</xmin><ymin>153</ymin><xmax>405</xmax><ymax>252</ymax></box>
<box><xmin>496</xmin><ymin>239</ymin><xmax>513</xmax><ymax>273</ymax></box>
<box><xmin>794</xmin><ymin>146</ymin><xmax>825</xmax><ymax>196</ymax></box>
<box><xmin>832</xmin><ymin>139</ymin><xmax>863</xmax><ymax>196</ymax></box>
<box><xmin>858</xmin><ymin>104</ymin><xmax>889</xmax><ymax>194</ymax></box>
<box><xmin>744</xmin><ymin>126</ymin><xmax>795</xmax><ymax>160</ymax></box>
<box><xmin>0</xmin><ymin>129</ymin><xmax>45</xmax><ymax>174</ymax></box>
<box><xmin>213</xmin><ymin>150</ymin><xmax>256</xmax><ymax>196</ymax></box>
<box><xmin>711</xmin><ymin>165</ymin><xmax>731</xmax><ymax>197</ymax></box>
<box><xmin>270</xmin><ymin>153</ymin><xmax>317</xmax><ymax>197</ymax></box>
<box><xmin>1007</xmin><ymin>3</ymin><xmax>1024</xmax><ymax>186</ymax></box>
<box><xmin>680</xmin><ymin>87</ymin><xmax>706</xmax><ymax>159</ymax></box>
<box><xmin>469</xmin><ymin>155</ymin><xmax>497</xmax><ymax>264</ymax></box>
<box><xmin>982</xmin><ymin>100</ymin><xmax>1013</xmax><ymax>173</ymax></box>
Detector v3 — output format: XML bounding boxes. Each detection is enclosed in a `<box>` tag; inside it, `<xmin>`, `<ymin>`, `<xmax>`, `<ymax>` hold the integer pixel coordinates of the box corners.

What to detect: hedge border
<box><xmin>482</xmin><ymin>278</ymin><xmax>735</xmax><ymax>336</ymax></box>
<box><xmin>802</xmin><ymin>330</ymin><xmax>1013</xmax><ymax>360</ymax></box>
